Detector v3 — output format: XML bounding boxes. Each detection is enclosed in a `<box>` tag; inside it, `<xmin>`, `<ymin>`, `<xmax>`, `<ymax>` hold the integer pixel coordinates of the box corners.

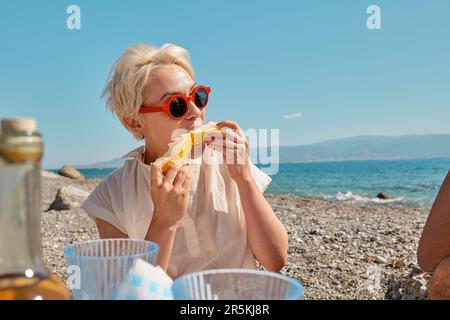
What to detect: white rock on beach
<box><xmin>374</xmin><ymin>255</ymin><xmax>388</xmax><ymax>264</ymax></box>
<box><xmin>58</xmin><ymin>165</ymin><xmax>86</xmax><ymax>181</ymax></box>
<box><xmin>41</xmin><ymin>170</ymin><xmax>60</xmax><ymax>179</ymax></box>
<box><xmin>48</xmin><ymin>185</ymin><xmax>89</xmax><ymax>211</ymax></box>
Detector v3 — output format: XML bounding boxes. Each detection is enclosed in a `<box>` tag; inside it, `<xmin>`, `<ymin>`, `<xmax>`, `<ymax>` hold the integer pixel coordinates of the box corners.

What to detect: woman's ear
<box><xmin>123</xmin><ymin>115</ymin><xmax>144</xmax><ymax>135</ymax></box>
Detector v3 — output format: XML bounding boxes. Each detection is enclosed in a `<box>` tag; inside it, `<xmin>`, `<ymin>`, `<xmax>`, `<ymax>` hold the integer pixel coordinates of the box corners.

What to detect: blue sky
<box><xmin>1</xmin><ymin>0</ymin><xmax>449</xmax><ymax>169</ymax></box>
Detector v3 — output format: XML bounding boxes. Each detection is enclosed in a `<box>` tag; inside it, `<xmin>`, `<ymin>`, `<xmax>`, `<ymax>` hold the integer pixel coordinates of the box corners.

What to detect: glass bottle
<box><xmin>0</xmin><ymin>118</ymin><xmax>70</xmax><ymax>300</ymax></box>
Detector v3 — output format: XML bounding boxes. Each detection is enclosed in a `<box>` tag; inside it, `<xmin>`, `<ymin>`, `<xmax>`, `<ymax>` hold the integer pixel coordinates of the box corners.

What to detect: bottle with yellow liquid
<box><xmin>0</xmin><ymin>118</ymin><xmax>70</xmax><ymax>300</ymax></box>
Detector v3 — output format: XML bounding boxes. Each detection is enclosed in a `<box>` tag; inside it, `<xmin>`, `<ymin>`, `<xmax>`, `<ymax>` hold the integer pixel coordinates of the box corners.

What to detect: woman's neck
<box><xmin>143</xmin><ymin>142</ymin><xmax>167</xmax><ymax>165</ymax></box>
<box><xmin>143</xmin><ymin>148</ymin><xmax>157</xmax><ymax>165</ymax></box>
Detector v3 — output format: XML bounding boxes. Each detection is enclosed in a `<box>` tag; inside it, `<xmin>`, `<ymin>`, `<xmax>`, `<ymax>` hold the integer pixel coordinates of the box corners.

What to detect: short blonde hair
<box><xmin>102</xmin><ymin>43</ymin><xmax>195</xmax><ymax>140</ymax></box>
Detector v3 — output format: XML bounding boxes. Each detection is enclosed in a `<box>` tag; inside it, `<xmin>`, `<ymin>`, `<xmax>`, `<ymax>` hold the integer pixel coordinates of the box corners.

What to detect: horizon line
<box><xmin>43</xmin><ymin>132</ymin><xmax>450</xmax><ymax>169</ymax></box>
<box><xmin>44</xmin><ymin>156</ymin><xmax>450</xmax><ymax>171</ymax></box>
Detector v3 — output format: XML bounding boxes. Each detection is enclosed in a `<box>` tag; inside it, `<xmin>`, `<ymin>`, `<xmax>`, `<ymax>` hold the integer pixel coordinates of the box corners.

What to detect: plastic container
<box><xmin>172</xmin><ymin>269</ymin><xmax>304</xmax><ymax>300</ymax></box>
<box><xmin>64</xmin><ymin>239</ymin><xmax>159</xmax><ymax>300</ymax></box>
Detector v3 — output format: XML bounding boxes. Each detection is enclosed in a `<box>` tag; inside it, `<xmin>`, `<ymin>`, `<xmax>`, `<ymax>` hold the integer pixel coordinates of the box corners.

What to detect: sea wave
<box><xmin>417</xmin><ymin>184</ymin><xmax>438</xmax><ymax>190</ymax></box>
<box><xmin>335</xmin><ymin>191</ymin><xmax>405</xmax><ymax>205</ymax></box>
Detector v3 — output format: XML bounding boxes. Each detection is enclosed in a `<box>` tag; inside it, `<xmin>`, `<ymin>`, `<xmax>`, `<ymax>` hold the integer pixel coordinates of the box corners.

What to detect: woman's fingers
<box><xmin>216</xmin><ymin>120</ymin><xmax>239</xmax><ymax>130</ymax></box>
<box><xmin>216</xmin><ymin>120</ymin><xmax>246</xmax><ymax>139</ymax></box>
<box><xmin>150</xmin><ymin>157</ymin><xmax>192</xmax><ymax>190</ymax></box>
<box><xmin>182</xmin><ymin>170</ymin><xmax>192</xmax><ymax>190</ymax></box>
<box><xmin>207</xmin><ymin>139</ymin><xmax>247</xmax><ymax>164</ymax></box>
<box><xmin>204</xmin><ymin>130</ymin><xmax>221</xmax><ymax>144</ymax></box>
<box><xmin>173</xmin><ymin>164</ymin><xmax>191</xmax><ymax>189</ymax></box>
<box><xmin>163</xmin><ymin>160</ymin><xmax>187</xmax><ymax>186</ymax></box>
<box><xmin>204</xmin><ymin>128</ymin><xmax>246</xmax><ymax>151</ymax></box>
<box><xmin>208</xmin><ymin>139</ymin><xmax>239</xmax><ymax>150</ymax></box>
<box><xmin>223</xmin><ymin>130</ymin><xmax>246</xmax><ymax>144</ymax></box>
<box><xmin>150</xmin><ymin>157</ymin><xmax>169</xmax><ymax>187</ymax></box>
<box><xmin>206</xmin><ymin>130</ymin><xmax>245</xmax><ymax>147</ymax></box>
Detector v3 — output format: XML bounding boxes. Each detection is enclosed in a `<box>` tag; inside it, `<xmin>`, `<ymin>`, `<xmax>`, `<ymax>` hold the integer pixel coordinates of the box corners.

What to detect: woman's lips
<box><xmin>185</xmin><ymin>119</ymin><xmax>203</xmax><ymax>131</ymax></box>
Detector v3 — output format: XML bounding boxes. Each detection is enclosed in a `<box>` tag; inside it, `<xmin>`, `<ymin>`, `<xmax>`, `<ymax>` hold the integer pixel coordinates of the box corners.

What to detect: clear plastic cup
<box><xmin>64</xmin><ymin>239</ymin><xmax>159</xmax><ymax>300</ymax></box>
<box><xmin>172</xmin><ymin>269</ymin><xmax>304</xmax><ymax>300</ymax></box>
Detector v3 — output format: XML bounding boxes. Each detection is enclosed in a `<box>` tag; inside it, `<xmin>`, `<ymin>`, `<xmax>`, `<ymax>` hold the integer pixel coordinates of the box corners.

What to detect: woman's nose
<box><xmin>185</xmin><ymin>100</ymin><xmax>202</xmax><ymax>118</ymax></box>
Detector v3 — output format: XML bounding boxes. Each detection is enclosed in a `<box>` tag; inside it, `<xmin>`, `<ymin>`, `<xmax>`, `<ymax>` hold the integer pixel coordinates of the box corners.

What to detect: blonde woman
<box><xmin>81</xmin><ymin>43</ymin><xmax>288</xmax><ymax>278</ymax></box>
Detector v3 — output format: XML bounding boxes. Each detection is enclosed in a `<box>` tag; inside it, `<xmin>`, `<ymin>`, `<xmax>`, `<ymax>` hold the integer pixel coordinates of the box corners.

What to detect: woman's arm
<box><xmin>236</xmin><ymin>177</ymin><xmax>288</xmax><ymax>272</ymax></box>
<box><xmin>95</xmin><ymin>210</ymin><xmax>181</xmax><ymax>271</ymax></box>
<box><xmin>418</xmin><ymin>171</ymin><xmax>450</xmax><ymax>272</ymax></box>
<box><xmin>212</xmin><ymin>120</ymin><xmax>288</xmax><ymax>272</ymax></box>
<box><xmin>95</xmin><ymin>218</ymin><xmax>128</xmax><ymax>238</ymax></box>
<box><xmin>144</xmin><ymin>157</ymin><xmax>191</xmax><ymax>271</ymax></box>
<box><xmin>144</xmin><ymin>218</ymin><xmax>178</xmax><ymax>271</ymax></box>
<box><xmin>95</xmin><ymin>157</ymin><xmax>191</xmax><ymax>272</ymax></box>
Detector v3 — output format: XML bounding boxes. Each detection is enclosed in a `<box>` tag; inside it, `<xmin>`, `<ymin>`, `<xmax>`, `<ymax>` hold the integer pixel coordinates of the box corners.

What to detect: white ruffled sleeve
<box><xmin>81</xmin><ymin>169</ymin><xmax>128</xmax><ymax>235</ymax></box>
<box><xmin>249</xmin><ymin>162</ymin><xmax>272</xmax><ymax>193</ymax></box>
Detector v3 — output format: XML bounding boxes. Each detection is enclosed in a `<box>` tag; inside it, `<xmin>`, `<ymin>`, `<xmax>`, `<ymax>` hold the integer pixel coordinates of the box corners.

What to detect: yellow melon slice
<box><xmin>161</xmin><ymin>123</ymin><xmax>220</xmax><ymax>173</ymax></box>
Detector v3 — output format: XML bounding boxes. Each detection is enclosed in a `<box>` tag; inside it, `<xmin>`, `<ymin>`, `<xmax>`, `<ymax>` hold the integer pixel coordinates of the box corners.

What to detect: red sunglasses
<box><xmin>139</xmin><ymin>85</ymin><xmax>211</xmax><ymax>119</ymax></box>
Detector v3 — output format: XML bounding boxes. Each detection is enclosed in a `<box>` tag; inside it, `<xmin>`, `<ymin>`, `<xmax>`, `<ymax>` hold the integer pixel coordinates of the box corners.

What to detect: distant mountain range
<box><xmin>279</xmin><ymin>134</ymin><xmax>450</xmax><ymax>163</ymax></box>
<box><xmin>76</xmin><ymin>134</ymin><xmax>450</xmax><ymax>168</ymax></box>
<box><xmin>76</xmin><ymin>157</ymin><xmax>127</xmax><ymax>169</ymax></box>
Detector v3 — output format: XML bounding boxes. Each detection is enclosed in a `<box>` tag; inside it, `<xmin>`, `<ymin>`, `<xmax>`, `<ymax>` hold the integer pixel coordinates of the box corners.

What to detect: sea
<box><xmin>53</xmin><ymin>158</ymin><xmax>450</xmax><ymax>209</ymax></box>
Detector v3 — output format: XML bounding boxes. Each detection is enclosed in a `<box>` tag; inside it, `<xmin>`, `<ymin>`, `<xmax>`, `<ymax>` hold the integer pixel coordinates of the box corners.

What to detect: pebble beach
<box><xmin>40</xmin><ymin>170</ymin><xmax>431</xmax><ymax>300</ymax></box>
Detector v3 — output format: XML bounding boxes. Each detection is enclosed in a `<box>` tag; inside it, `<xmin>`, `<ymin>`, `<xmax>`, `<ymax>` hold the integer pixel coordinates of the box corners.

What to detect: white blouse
<box><xmin>81</xmin><ymin>145</ymin><xmax>272</xmax><ymax>278</ymax></box>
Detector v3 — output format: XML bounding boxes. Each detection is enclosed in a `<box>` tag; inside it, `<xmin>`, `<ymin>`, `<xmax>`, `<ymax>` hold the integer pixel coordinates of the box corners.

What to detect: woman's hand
<box><xmin>206</xmin><ymin>120</ymin><xmax>252</xmax><ymax>183</ymax></box>
<box><xmin>206</xmin><ymin>120</ymin><xmax>288</xmax><ymax>271</ymax></box>
<box><xmin>150</xmin><ymin>157</ymin><xmax>191</xmax><ymax>228</ymax></box>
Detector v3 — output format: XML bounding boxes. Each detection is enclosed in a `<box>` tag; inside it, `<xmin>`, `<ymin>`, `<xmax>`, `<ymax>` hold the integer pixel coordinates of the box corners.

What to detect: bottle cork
<box><xmin>0</xmin><ymin>118</ymin><xmax>42</xmax><ymax>163</ymax></box>
<box><xmin>1</xmin><ymin>118</ymin><xmax>37</xmax><ymax>135</ymax></box>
